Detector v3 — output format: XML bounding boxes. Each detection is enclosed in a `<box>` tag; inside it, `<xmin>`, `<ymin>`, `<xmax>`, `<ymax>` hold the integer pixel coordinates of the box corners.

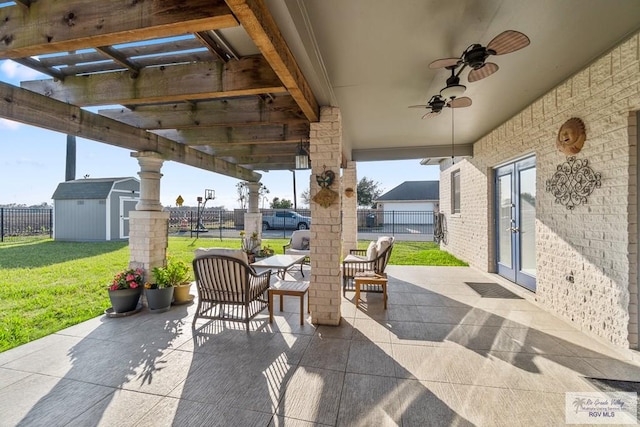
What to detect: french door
<box><xmin>495</xmin><ymin>156</ymin><xmax>536</xmax><ymax>291</ymax></box>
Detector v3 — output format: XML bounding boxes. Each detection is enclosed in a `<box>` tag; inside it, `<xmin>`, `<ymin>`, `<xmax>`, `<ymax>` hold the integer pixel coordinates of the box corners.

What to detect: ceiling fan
<box><xmin>429</xmin><ymin>30</ymin><xmax>530</xmax><ymax>82</ymax></box>
<box><xmin>408</xmin><ymin>94</ymin><xmax>472</xmax><ymax>119</ymax></box>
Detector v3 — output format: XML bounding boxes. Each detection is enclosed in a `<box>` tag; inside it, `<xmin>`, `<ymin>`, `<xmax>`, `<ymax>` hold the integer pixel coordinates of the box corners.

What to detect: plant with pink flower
<box><xmin>108</xmin><ymin>268</ymin><xmax>144</xmax><ymax>290</ymax></box>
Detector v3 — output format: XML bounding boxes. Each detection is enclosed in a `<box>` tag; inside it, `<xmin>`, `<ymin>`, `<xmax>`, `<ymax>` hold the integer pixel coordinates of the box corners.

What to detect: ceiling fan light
<box><xmin>440</xmin><ymin>84</ymin><xmax>466</xmax><ymax>100</ymax></box>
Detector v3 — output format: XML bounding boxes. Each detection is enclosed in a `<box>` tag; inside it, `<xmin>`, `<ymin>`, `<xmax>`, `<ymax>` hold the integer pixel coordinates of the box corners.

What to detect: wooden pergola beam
<box><xmin>0</xmin><ymin>0</ymin><xmax>239</xmax><ymax>59</ymax></box>
<box><xmin>154</xmin><ymin>123</ymin><xmax>309</xmax><ymax>146</ymax></box>
<box><xmin>0</xmin><ymin>81</ymin><xmax>260</xmax><ymax>182</ymax></box>
<box><xmin>226</xmin><ymin>0</ymin><xmax>319</xmax><ymax>122</ymax></box>
<box><xmin>98</xmin><ymin>96</ymin><xmax>306</xmax><ymax>129</ymax></box>
<box><xmin>21</xmin><ymin>56</ymin><xmax>286</xmax><ymax>107</ymax></box>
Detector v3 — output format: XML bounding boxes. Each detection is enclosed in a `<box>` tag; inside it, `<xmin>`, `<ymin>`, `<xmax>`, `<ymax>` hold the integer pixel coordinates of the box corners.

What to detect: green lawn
<box><xmin>0</xmin><ymin>237</ymin><xmax>466</xmax><ymax>352</ymax></box>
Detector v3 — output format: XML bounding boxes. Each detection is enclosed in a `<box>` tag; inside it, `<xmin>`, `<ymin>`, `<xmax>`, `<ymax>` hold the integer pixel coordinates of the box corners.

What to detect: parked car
<box><xmin>262</xmin><ymin>211</ymin><xmax>311</xmax><ymax>230</ymax></box>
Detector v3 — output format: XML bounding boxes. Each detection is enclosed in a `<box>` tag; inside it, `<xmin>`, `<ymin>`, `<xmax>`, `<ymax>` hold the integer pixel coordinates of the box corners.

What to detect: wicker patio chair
<box><xmin>192</xmin><ymin>252</ymin><xmax>271</xmax><ymax>330</ymax></box>
<box><xmin>342</xmin><ymin>236</ymin><xmax>394</xmax><ymax>295</ymax></box>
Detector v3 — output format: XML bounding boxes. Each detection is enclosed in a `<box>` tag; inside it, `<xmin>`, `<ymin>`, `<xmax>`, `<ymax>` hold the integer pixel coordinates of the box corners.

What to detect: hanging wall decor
<box><xmin>316</xmin><ymin>167</ymin><xmax>335</xmax><ymax>189</ymax></box>
<box><xmin>556</xmin><ymin>117</ymin><xmax>586</xmax><ymax>156</ymax></box>
<box><xmin>545</xmin><ymin>156</ymin><xmax>601</xmax><ymax>210</ymax></box>
<box><xmin>313</xmin><ymin>165</ymin><xmax>338</xmax><ymax>208</ymax></box>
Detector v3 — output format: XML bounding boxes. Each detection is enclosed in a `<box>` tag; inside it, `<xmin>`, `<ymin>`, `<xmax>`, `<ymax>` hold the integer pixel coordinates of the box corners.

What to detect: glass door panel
<box><xmin>495</xmin><ymin>156</ymin><xmax>536</xmax><ymax>291</ymax></box>
<box><xmin>497</xmin><ymin>175</ymin><xmax>513</xmax><ymax>270</ymax></box>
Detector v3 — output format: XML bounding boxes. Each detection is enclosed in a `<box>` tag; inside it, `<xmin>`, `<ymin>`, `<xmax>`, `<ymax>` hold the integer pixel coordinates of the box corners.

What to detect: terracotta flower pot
<box><xmin>173</xmin><ymin>282</ymin><xmax>193</xmax><ymax>303</ymax></box>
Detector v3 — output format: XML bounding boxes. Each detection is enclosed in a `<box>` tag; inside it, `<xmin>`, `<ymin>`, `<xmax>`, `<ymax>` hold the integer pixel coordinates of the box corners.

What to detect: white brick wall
<box><xmin>309</xmin><ymin>106</ymin><xmax>343</xmax><ymax>325</ymax></box>
<box><xmin>440</xmin><ymin>32</ymin><xmax>640</xmax><ymax>348</ymax></box>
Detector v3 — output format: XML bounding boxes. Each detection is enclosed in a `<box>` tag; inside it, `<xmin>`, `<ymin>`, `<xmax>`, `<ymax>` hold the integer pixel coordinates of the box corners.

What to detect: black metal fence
<box><xmin>357</xmin><ymin>209</ymin><xmax>434</xmax><ymax>235</ymax></box>
<box><xmin>0</xmin><ymin>208</ymin><xmax>53</xmax><ymax>242</ymax></box>
<box><xmin>0</xmin><ymin>207</ymin><xmax>435</xmax><ymax>243</ymax></box>
<box><xmin>168</xmin><ymin>208</ymin><xmax>435</xmax><ymax>237</ymax></box>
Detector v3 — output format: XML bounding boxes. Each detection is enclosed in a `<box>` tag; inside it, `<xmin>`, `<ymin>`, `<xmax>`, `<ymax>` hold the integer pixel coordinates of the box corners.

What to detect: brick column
<box><xmin>244</xmin><ymin>181</ymin><xmax>263</xmax><ymax>248</ymax></box>
<box><xmin>342</xmin><ymin>161</ymin><xmax>358</xmax><ymax>254</ymax></box>
<box><xmin>128</xmin><ymin>151</ymin><xmax>169</xmax><ymax>281</ymax></box>
<box><xmin>309</xmin><ymin>106</ymin><xmax>343</xmax><ymax>325</ymax></box>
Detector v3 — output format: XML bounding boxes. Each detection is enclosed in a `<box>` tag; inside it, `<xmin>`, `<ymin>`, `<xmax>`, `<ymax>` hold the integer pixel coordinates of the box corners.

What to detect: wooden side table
<box><xmin>268</xmin><ymin>280</ymin><xmax>310</xmax><ymax>325</ymax></box>
<box><xmin>354</xmin><ymin>273</ymin><xmax>388</xmax><ymax>309</ymax></box>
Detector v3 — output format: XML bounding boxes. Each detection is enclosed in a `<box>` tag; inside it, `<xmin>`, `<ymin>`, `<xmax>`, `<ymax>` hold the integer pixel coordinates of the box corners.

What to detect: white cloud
<box><xmin>0</xmin><ymin>118</ymin><xmax>20</xmax><ymax>130</ymax></box>
<box><xmin>0</xmin><ymin>59</ymin><xmax>45</xmax><ymax>81</ymax></box>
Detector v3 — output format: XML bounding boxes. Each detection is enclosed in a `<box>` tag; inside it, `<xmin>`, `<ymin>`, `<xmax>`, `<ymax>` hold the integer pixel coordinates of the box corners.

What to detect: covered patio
<box><xmin>2</xmin><ymin>265</ymin><xmax>639</xmax><ymax>426</ymax></box>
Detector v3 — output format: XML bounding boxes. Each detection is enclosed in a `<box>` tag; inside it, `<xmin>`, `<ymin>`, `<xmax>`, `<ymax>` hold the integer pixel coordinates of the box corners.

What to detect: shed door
<box><xmin>120</xmin><ymin>198</ymin><xmax>137</xmax><ymax>239</ymax></box>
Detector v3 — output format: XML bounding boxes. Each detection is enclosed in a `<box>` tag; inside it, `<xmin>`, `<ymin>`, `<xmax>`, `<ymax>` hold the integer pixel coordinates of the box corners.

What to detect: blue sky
<box><xmin>0</xmin><ymin>59</ymin><xmax>439</xmax><ymax>208</ymax></box>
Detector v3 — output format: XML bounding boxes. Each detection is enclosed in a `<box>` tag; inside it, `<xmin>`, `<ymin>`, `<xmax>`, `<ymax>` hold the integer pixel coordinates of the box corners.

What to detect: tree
<box><xmin>236</xmin><ymin>182</ymin><xmax>269</xmax><ymax>209</ymax></box>
<box><xmin>271</xmin><ymin>197</ymin><xmax>293</xmax><ymax>209</ymax></box>
<box><xmin>300</xmin><ymin>188</ymin><xmax>310</xmax><ymax>206</ymax></box>
<box><xmin>357</xmin><ymin>177</ymin><xmax>383</xmax><ymax>208</ymax></box>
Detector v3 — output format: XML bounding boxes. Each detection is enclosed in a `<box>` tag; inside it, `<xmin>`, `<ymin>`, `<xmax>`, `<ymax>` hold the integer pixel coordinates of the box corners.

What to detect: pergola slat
<box><xmin>0</xmin><ymin>0</ymin><xmax>239</xmax><ymax>59</ymax></box>
<box><xmin>0</xmin><ymin>81</ymin><xmax>260</xmax><ymax>181</ymax></box>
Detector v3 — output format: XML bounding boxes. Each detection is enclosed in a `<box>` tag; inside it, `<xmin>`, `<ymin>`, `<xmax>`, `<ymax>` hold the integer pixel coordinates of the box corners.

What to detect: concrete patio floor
<box><xmin>2</xmin><ymin>265</ymin><xmax>640</xmax><ymax>426</ymax></box>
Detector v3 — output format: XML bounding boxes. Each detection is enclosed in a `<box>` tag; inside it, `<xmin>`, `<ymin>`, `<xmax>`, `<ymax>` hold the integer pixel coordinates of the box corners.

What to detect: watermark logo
<box><xmin>566</xmin><ymin>392</ymin><xmax>637</xmax><ymax>424</ymax></box>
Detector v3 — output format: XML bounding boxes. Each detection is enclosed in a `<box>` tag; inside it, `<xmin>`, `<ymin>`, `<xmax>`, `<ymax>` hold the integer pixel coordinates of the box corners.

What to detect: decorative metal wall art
<box><xmin>316</xmin><ymin>167</ymin><xmax>335</xmax><ymax>188</ymax></box>
<box><xmin>556</xmin><ymin>117</ymin><xmax>586</xmax><ymax>156</ymax></box>
<box><xmin>545</xmin><ymin>156</ymin><xmax>601</xmax><ymax>210</ymax></box>
<box><xmin>313</xmin><ymin>165</ymin><xmax>338</xmax><ymax>208</ymax></box>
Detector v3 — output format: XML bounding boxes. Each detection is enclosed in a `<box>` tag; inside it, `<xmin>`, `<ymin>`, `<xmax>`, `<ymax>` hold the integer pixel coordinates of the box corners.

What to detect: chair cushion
<box><xmin>344</xmin><ymin>254</ymin><xmax>367</xmax><ymax>262</ymax></box>
<box><xmin>366</xmin><ymin>241</ymin><xmax>377</xmax><ymax>260</ymax></box>
<box><xmin>376</xmin><ymin>236</ymin><xmax>393</xmax><ymax>255</ymax></box>
<box><xmin>290</xmin><ymin>230</ymin><xmax>311</xmax><ymax>249</ymax></box>
<box><xmin>285</xmin><ymin>248</ymin><xmax>310</xmax><ymax>256</ymax></box>
<box><xmin>301</xmin><ymin>237</ymin><xmax>310</xmax><ymax>250</ymax></box>
<box><xmin>194</xmin><ymin>247</ymin><xmax>248</xmax><ymax>264</ymax></box>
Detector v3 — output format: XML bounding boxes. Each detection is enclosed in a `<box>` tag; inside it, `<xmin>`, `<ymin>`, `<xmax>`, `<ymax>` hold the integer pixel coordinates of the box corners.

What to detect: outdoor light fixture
<box><xmin>440</xmin><ymin>66</ymin><xmax>466</xmax><ymax>100</ymax></box>
<box><xmin>295</xmin><ymin>140</ymin><xmax>310</xmax><ymax>170</ymax></box>
<box><xmin>440</xmin><ymin>83</ymin><xmax>466</xmax><ymax>100</ymax></box>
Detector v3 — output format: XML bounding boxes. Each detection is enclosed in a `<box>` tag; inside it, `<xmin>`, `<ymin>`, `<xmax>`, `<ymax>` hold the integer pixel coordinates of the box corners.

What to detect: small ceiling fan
<box><xmin>429</xmin><ymin>30</ymin><xmax>530</xmax><ymax>82</ymax></box>
<box><xmin>408</xmin><ymin>94</ymin><xmax>472</xmax><ymax>119</ymax></box>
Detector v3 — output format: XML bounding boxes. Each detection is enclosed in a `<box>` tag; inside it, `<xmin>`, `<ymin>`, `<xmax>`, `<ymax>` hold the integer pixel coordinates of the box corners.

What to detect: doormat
<box><xmin>584</xmin><ymin>378</ymin><xmax>640</xmax><ymax>415</ymax></box>
<box><xmin>586</xmin><ymin>377</ymin><xmax>640</xmax><ymax>393</ymax></box>
<box><xmin>465</xmin><ymin>282</ymin><xmax>523</xmax><ymax>299</ymax></box>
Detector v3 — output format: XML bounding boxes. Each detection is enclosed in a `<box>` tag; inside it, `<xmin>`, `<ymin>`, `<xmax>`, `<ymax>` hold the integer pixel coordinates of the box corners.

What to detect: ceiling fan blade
<box><xmin>468</xmin><ymin>62</ymin><xmax>498</xmax><ymax>82</ymax></box>
<box><xmin>422</xmin><ymin>111</ymin><xmax>440</xmax><ymax>119</ymax></box>
<box><xmin>448</xmin><ymin>97</ymin><xmax>472</xmax><ymax>108</ymax></box>
<box><xmin>429</xmin><ymin>57</ymin><xmax>461</xmax><ymax>69</ymax></box>
<box><xmin>408</xmin><ymin>105</ymin><xmax>429</xmax><ymax>109</ymax></box>
<box><xmin>486</xmin><ymin>30</ymin><xmax>530</xmax><ymax>55</ymax></box>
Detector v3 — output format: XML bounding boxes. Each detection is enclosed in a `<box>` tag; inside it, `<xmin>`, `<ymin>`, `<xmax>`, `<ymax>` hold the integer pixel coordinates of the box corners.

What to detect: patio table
<box><xmin>251</xmin><ymin>254</ymin><xmax>306</xmax><ymax>279</ymax></box>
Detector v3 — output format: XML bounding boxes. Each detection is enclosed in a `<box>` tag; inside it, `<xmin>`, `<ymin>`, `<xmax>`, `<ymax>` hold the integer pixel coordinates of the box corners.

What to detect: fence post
<box><xmin>1</xmin><ymin>208</ymin><xmax>3</xmax><ymax>242</ymax></box>
<box><xmin>392</xmin><ymin>210</ymin><xmax>395</xmax><ymax>235</ymax></box>
<box><xmin>49</xmin><ymin>208</ymin><xmax>53</xmax><ymax>239</ymax></box>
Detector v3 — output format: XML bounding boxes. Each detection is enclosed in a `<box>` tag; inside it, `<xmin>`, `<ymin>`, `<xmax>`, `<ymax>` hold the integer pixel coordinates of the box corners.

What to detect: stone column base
<box><xmin>129</xmin><ymin>210</ymin><xmax>170</xmax><ymax>281</ymax></box>
<box><xmin>244</xmin><ymin>212</ymin><xmax>263</xmax><ymax>248</ymax></box>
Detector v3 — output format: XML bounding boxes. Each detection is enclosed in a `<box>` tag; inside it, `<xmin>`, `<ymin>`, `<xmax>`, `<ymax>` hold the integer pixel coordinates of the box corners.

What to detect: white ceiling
<box><xmin>267</xmin><ymin>0</ymin><xmax>640</xmax><ymax>162</ymax></box>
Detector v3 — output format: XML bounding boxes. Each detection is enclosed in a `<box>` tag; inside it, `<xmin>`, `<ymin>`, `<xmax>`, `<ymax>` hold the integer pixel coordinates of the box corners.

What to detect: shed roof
<box><xmin>52</xmin><ymin>178</ymin><xmax>137</xmax><ymax>200</ymax></box>
<box><xmin>376</xmin><ymin>181</ymin><xmax>439</xmax><ymax>202</ymax></box>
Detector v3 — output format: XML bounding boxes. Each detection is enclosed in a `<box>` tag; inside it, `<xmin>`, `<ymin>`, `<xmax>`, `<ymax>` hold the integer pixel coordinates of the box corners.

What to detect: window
<box><xmin>452</xmin><ymin>170</ymin><xmax>461</xmax><ymax>214</ymax></box>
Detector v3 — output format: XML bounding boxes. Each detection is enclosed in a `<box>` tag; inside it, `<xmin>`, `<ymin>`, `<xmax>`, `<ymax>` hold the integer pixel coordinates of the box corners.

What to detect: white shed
<box><xmin>51</xmin><ymin>177</ymin><xmax>140</xmax><ymax>241</ymax></box>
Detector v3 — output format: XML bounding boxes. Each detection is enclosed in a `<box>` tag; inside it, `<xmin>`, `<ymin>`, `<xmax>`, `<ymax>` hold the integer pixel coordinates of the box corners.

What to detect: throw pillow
<box><xmin>366</xmin><ymin>241</ymin><xmax>377</xmax><ymax>260</ymax></box>
<box><xmin>301</xmin><ymin>237</ymin><xmax>310</xmax><ymax>250</ymax></box>
<box><xmin>376</xmin><ymin>236</ymin><xmax>392</xmax><ymax>255</ymax></box>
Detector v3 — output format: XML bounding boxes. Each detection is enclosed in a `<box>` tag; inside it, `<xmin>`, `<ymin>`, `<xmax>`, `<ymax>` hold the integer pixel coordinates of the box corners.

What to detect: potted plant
<box><xmin>145</xmin><ymin>264</ymin><xmax>176</xmax><ymax>313</ymax></box>
<box><xmin>240</xmin><ymin>230</ymin><xmax>260</xmax><ymax>263</ymax></box>
<box><xmin>162</xmin><ymin>257</ymin><xmax>193</xmax><ymax>303</ymax></box>
<box><xmin>107</xmin><ymin>268</ymin><xmax>144</xmax><ymax>313</ymax></box>
<box><xmin>258</xmin><ymin>245</ymin><xmax>275</xmax><ymax>258</ymax></box>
